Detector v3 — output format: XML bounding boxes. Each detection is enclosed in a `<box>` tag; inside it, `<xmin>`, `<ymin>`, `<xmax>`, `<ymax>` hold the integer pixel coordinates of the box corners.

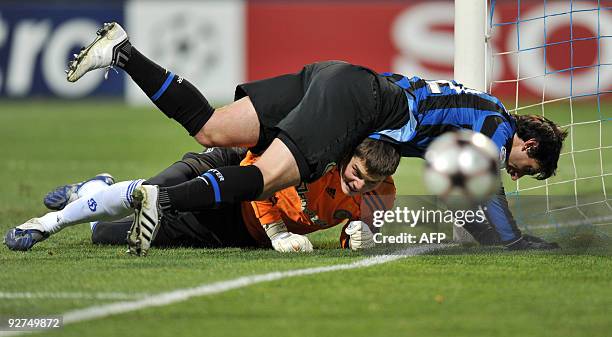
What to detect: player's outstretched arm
<box><xmin>483</xmin><ymin>186</ymin><xmax>559</xmax><ymax>250</ymax></box>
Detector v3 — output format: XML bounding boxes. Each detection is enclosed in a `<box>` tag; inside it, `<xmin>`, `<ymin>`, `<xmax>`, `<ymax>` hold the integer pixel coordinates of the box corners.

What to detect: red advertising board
<box><xmin>247</xmin><ymin>1</ymin><xmax>610</xmax><ymax>101</ymax></box>
<box><xmin>247</xmin><ymin>2</ymin><xmax>410</xmax><ymax>79</ymax></box>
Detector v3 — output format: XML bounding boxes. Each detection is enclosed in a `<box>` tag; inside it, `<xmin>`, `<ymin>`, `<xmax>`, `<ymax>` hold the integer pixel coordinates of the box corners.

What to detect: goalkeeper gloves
<box><xmin>264</xmin><ymin>221</ymin><xmax>313</xmax><ymax>253</ymax></box>
<box><xmin>506</xmin><ymin>234</ymin><xmax>560</xmax><ymax>250</ymax></box>
<box><xmin>345</xmin><ymin>221</ymin><xmax>375</xmax><ymax>250</ymax></box>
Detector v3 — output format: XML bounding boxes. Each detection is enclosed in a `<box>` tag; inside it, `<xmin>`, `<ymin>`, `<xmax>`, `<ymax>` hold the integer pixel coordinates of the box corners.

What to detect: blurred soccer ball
<box><xmin>423</xmin><ymin>130</ymin><xmax>500</xmax><ymax>204</ymax></box>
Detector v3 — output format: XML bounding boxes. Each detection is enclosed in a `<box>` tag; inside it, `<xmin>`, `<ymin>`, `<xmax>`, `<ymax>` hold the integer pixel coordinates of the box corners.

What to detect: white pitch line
<box><xmin>0</xmin><ymin>292</ymin><xmax>149</xmax><ymax>301</ymax></box>
<box><xmin>0</xmin><ymin>244</ymin><xmax>451</xmax><ymax>336</ymax></box>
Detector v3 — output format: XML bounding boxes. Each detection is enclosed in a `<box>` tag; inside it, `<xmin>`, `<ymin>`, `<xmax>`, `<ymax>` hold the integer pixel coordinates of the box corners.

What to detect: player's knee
<box><xmin>192</xmin><ymin>99</ymin><xmax>260</xmax><ymax>147</ymax></box>
<box><xmin>194</xmin><ymin>129</ymin><xmax>221</xmax><ymax>147</ymax></box>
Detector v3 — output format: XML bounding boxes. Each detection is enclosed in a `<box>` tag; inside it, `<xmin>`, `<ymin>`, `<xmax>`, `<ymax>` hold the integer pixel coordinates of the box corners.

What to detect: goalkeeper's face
<box><xmin>340</xmin><ymin>156</ymin><xmax>385</xmax><ymax>196</ymax></box>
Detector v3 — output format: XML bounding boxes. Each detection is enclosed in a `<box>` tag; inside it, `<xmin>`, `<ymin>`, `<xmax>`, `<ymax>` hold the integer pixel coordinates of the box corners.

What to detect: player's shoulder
<box><xmin>301</xmin><ymin>168</ymin><xmax>339</xmax><ymax>202</ymax></box>
<box><xmin>362</xmin><ymin>178</ymin><xmax>396</xmax><ymax>212</ymax></box>
<box><xmin>479</xmin><ymin>113</ymin><xmax>515</xmax><ymax>135</ymax></box>
<box><xmin>370</xmin><ymin>176</ymin><xmax>396</xmax><ymax>196</ymax></box>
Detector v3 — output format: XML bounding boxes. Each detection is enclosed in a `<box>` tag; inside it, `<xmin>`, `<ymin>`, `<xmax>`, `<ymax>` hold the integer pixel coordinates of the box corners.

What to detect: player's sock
<box><xmin>76</xmin><ymin>179</ymin><xmax>109</xmax><ymax>199</ymax></box>
<box><xmin>159</xmin><ymin>165</ymin><xmax>264</xmax><ymax>211</ymax></box>
<box><xmin>145</xmin><ymin>161</ymin><xmax>199</xmax><ymax>187</ymax></box>
<box><xmin>38</xmin><ymin>180</ymin><xmax>145</xmax><ymax>233</ymax></box>
<box><xmin>119</xmin><ymin>47</ymin><xmax>214</xmax><ymax>136</ymax></box>
<box><xmin>75</xmin><ymin>179</ymin><xmax>111</xmax><ymax>231</ymax></box>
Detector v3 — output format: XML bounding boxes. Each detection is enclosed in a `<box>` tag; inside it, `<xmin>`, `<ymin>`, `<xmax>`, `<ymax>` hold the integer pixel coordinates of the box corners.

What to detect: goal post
<box><xmin>453</xmin><ymin>0</ymin><xmax>489</xmax><ymax>243</ymax></box>
<box><xmin>454</xmin><ymin>0</ymin><xmax>488</xmax><ymax>92</ymax></box>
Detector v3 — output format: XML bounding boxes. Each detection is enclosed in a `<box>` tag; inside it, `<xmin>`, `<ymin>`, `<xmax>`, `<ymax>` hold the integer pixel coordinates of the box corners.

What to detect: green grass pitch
<box><xmin>0</xmin><ymin>101</ymin><xmax>610</xmax><ymax>337</ymax></box>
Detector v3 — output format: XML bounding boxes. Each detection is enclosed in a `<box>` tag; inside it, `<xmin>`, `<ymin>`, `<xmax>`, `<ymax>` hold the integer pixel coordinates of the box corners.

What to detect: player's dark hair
<box><xmin>515</xmin><ymin>114</ymin><xmax>568</xmax><ymax>180</ymax></box>
<box><xmin>353</xmin><ymin>138</ymin><xmax>401</xmax><ymax>177</ymax></box>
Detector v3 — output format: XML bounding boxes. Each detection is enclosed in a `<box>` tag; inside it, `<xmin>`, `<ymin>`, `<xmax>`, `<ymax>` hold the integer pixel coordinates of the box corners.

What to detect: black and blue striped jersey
<box><xmin>373</xmin><ymin>73</ymin><xmax>521</xmax><ymax>243</ymax></box>
<box><xmin>371</xmin><ymin>73</ymin><xmax>516</xmax><ymax>165</ymax></box>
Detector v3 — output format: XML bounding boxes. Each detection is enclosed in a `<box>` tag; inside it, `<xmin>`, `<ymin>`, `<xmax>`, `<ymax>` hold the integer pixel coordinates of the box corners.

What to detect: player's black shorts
<box><xmin>235</xmin><ymin>61</ymin><xmax>409</xmax><ymax>182</ymax></box>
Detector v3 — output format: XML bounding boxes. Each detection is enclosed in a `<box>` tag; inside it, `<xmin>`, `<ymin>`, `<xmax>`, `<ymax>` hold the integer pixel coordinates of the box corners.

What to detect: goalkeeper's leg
<box><xmin>91</xmin><ymin>217</ymin><xmax>132</xmax><ymax>245</ymax></box>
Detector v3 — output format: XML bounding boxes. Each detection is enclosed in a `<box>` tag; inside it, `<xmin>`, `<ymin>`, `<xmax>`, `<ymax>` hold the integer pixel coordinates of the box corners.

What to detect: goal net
<box><xmin>454</xmin><ymin>0</ymin><xmax>611</xmax><ymax>242</ymax></box>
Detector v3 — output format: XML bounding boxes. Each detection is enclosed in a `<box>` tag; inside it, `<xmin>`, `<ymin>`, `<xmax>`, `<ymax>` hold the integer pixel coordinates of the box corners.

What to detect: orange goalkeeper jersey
<box><xmin>239</xmin><ymin>152</ymin><xmax>396</xmax><ymax>247</ymax></box>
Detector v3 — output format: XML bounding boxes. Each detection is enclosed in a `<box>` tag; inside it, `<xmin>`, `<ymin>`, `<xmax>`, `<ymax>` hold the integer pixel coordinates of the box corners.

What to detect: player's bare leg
<box><xmin>128</xmin><ymin>139</ymin><xmax>300</xmax><ymax>217</ymax></box>
<box><xmin>67</xmin><ymin>22</ymin><xmax>261</xmax><ymax>149</ymax></box>
<box><xmin>194</xmin><ymin>97</ymin><xmax>260</xmax><ymax>148</ymax></box>
<box><xmin>154</xmin><ymin>137</ymin><xmax>300</xmax><ymax>211</ymax></box>
<box><xmin>252</xmin><ymin>138</ymin><xmax>301</xmax><ymax>198</ymax></box>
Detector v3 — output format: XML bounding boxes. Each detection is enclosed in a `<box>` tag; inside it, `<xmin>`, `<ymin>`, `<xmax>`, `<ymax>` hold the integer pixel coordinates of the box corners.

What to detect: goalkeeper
<box><xmin>4</xmin><ymin>141</ymin><xmax>397</xmax><ymax>253</ymax></box>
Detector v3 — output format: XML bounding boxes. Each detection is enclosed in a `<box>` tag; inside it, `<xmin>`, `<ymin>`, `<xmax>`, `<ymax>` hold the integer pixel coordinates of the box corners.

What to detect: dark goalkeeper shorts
<box><xmin>235</xmin><ymin>61</ymin><xmax>409</xmax><ymax>183</ymax></box>
<box><xmin>91</xmin><ymin>206</ymin><xmax>258</xmax><ymax>249</ymax></box>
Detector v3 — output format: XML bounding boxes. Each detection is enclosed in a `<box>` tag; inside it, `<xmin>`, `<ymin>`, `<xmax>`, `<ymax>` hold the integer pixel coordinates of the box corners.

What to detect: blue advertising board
<box><xmin>0</xmin><ymin>3</ymin><xmax>124</xmax><ymax>98</ymax></box>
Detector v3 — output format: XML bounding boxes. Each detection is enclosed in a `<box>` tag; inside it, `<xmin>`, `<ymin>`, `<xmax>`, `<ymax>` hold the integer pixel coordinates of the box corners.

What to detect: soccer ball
<box><xmin>423</xmin><ymin>130</ymin><xmax>501</xmax><ymax>204</ymax></box>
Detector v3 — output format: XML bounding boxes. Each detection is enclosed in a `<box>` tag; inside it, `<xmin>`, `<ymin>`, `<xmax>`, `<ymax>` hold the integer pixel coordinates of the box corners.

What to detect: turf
<box><xmin>0</xmin><ymin>101</ymin><xmax>610</xmax><ymax>337</ymax></box>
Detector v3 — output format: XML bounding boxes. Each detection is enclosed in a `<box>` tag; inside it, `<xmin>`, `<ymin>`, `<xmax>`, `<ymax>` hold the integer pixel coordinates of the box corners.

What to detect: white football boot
<box><xmin>66</xmin><ymin>22</ymin><xmax>129</xmax><ymax>82</ymax></box>
<box><xmin>127</xmin><ymin>185</ymin><xmax>162</xmax><ymax>256</ymax></box>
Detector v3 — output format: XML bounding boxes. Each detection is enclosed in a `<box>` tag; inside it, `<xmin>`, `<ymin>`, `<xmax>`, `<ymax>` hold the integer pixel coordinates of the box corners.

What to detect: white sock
<box><xmin>76</xmin><ymin>179</ymin><xmax>110</xmax><ymax>231</ymax></box>
<box><xmin>77</xmin><ymin>179</ymin><xmax>109</xmax><ymax>199</ymax></box>
<box><xmin>38</xmin><ymin>179</ymin><xmax>145</xmax><ymax>233</ymax></box>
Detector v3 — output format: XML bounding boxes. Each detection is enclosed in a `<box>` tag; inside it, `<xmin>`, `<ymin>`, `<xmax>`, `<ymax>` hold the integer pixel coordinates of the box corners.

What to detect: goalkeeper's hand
<box><xmin>264</xmin><ymin>221</ymin><xmax>313</xmax><ymax>253</ymax></box>
<box><xmin>345</xmin><ymin>221</ymin><xmax>375</xmax><ymax>250</ymax></box>
<box><xmin>506</xmin><ymin>234</ymin><xmax>560</xmax><ymax>250</ymax></box>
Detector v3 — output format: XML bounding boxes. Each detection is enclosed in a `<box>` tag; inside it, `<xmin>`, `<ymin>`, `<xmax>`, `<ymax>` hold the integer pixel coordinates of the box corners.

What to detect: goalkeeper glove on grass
<box><xmin>345</xmin><ymin>221</ymin><xmax>375</xmax><ymax>250</ymax></box>
<box><xmin>264</xmin><ymin>221</ymin><xmax>313</xmax><ymax>253</ymax></box>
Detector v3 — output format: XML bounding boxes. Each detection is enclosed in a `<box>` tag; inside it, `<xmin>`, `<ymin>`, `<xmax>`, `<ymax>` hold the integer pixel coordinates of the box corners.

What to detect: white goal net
<box><xmin>454</xmin><ymin>0</ymin><xmax>612</xmax><ymax>241</ymax></box>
